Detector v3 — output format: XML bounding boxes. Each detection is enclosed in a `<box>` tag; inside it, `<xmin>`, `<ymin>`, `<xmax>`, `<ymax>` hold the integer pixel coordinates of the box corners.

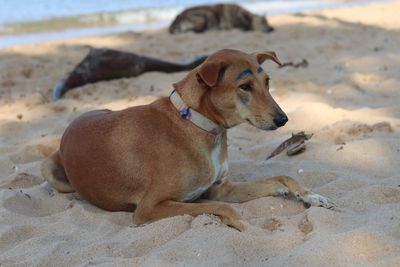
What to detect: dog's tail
<box><xmin>41</xmin><ymin>151</ymin><xmax>74</xmax><ymax>193</ymax></box>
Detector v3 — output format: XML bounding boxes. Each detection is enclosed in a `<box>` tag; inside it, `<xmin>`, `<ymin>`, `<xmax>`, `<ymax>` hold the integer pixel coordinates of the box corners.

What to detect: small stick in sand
<box><xmin>266</xmin><ymin>131</ymin><xmax>313</xmax><ymax>160</ymax></box>
<box><xmin>279</xmin><ymin>58</ymin><xmax>309</xmax><ymax>69</ymax></box>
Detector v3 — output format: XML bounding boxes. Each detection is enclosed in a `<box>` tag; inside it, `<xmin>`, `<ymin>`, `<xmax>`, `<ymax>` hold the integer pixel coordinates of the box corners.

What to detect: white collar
<box><xmin>169</xmin><ymin>90</ymin><xmax>225</xmax><ymax>135</ymax></box>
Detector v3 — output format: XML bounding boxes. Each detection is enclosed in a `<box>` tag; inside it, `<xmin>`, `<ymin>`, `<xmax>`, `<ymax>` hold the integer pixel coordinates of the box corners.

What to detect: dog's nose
<box><xmin>273</xmin><ymin>113</ymin><xmax>288</xmax><ymax>127</ymax></box>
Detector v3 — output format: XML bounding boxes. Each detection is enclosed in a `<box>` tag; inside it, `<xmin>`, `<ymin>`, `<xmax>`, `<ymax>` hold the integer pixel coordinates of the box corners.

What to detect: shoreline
<box><xmin>0</xmin><ymin>0</ymin><xmax>388</xmax><ymax>49</ymax></box>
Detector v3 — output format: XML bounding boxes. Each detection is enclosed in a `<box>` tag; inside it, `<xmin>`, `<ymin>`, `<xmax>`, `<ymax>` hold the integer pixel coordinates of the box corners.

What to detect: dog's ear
<box><xmin>254</xmin><ymin>51</ymin><xmax>282</xmax><ymax>66</ymax></box>
<box><xmin>197</xmin><ymin>61</ymin><xmax>225</xmax><ymax>87</ymax></box>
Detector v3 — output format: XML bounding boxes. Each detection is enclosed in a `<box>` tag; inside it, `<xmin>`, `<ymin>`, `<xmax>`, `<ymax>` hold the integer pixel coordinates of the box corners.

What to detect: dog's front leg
<box><xmin>203</xmin><ymin>176</ymin><xmax>335</xmax><ymax>209</ymax></box>
<box><xmin>133</xmin><ymin>200</ymin><xmax>244</xmax><ymax>231</ymax></box>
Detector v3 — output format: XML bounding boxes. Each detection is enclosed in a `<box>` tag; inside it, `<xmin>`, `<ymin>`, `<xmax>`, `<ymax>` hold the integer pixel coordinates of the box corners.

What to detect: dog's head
<box><xmin>251</xmin><ymin>15</ymin><xmax>274</xmax><ymax>33</ymax></box>
<box><xmin>192</xmin><ymin>49</ymin><xmax>287</xmax><ymax>130</ymax></box>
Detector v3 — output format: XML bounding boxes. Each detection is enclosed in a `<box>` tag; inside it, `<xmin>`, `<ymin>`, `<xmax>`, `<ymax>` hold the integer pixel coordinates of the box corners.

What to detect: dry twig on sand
<box><xmin>266</xmin><ymin>131</ymin><xmax>313</xmax><ymax>160</ymax></box>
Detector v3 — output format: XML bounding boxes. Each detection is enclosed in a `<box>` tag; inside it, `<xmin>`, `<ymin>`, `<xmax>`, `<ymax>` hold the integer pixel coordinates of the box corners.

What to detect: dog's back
<box><xmin>169</xmin><ymin>4</ymin><xmax>274</xmax><ymax>34</ymax></box>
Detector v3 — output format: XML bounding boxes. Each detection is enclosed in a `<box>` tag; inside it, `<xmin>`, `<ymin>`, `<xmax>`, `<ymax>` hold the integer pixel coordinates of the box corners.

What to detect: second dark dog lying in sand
<box><xmin>169</xmin><ymin>4</ymin><xmax>274</xmax><ymax>34</ymax></box>
<box><xmin>53</xmin><ymin>48</ymin><xmax>207</xmax><ymax>100</ymax></box>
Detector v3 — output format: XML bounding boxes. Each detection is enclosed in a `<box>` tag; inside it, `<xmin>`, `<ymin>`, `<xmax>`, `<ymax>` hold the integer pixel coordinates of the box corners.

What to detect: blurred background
<box><xmin>0</xmin><ymin>0</ymin><xmax>380</xmax><ymax>47</ymax></box>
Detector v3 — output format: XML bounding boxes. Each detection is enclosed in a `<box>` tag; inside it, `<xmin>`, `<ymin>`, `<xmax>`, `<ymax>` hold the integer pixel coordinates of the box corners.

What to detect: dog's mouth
<box><xmin>245</xmin><ymin>118</ymin><xmax>278</xmax><ymax>131</ymax></box>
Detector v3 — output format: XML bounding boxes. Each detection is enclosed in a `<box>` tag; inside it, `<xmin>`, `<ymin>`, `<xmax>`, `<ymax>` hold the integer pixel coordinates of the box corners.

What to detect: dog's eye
<box><xmin>239</xmin><ymin>83</ymin><xmax>253</xmax><ymax>92</ymax></box>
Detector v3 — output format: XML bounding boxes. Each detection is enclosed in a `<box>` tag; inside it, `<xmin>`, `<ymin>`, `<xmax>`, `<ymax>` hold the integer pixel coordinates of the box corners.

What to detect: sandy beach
<box><xmin>1</xmin><ymin>1</ymin><xmax>400</xmax><ymax>266</ymax></box>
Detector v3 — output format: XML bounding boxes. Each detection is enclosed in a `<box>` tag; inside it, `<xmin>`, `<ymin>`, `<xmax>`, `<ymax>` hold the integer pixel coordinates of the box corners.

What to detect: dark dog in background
<box><xmin>52</xmin><ymin>48</ymin><xmax>207</xmax><ymax>100</ymax></box>
<box><xmin>169</xmin><ymin>4</ymin><xmax>274</xmax><ymax>34</ymax></box>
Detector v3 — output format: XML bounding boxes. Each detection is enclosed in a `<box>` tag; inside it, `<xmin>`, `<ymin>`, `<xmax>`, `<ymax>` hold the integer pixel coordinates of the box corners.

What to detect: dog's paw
<box><xmin>276</xmin><ymin>187</ymin><xmax>289</xmax><ymax>197</ymax></box>
<box><xmin>301</xmin><ymin>192</ymin><xmax>336</xmax><ymax>210</ymax></box>
<box><xmin>230</xmin><ymin>220</ymin><xmax>246</xmax><ymax>232</ymax></box>
<box><xmin>220</xmin><ymin>217</ymin><xmax>245</xmax><ymax>232</ymax></box>
<box><xmin>272</xmin><ymin>184</ymin><xmax>289</xmax><ymax>197</ymax></box>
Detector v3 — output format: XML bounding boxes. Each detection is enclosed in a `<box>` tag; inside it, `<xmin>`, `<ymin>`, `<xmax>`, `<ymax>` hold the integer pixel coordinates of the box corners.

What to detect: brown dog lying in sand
<box><xmin>169</xmin><ymin>4</ymin><xmax>274</xmax><ymax>34</ymax></box>
<box><xmin>41</xmin><ymin>49</ymin><xmax>335</xmax><ymax>231</ymax></box>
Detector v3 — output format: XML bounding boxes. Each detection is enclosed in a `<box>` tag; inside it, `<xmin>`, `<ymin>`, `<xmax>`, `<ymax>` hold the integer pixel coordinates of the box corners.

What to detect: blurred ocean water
<box><xmin>0</xmin><ymin>0</ymin><xmax>220</xmax><ymax>24</ymax></box>
<box><xmin>0</xmin><ymin>0</ymin><xmax>383</xmax><ymax>25</ymax></box>
<box><xmin>0</xmin><ymin>0</ymin><xmax>386</xmax><ymax>47</ymax></box>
